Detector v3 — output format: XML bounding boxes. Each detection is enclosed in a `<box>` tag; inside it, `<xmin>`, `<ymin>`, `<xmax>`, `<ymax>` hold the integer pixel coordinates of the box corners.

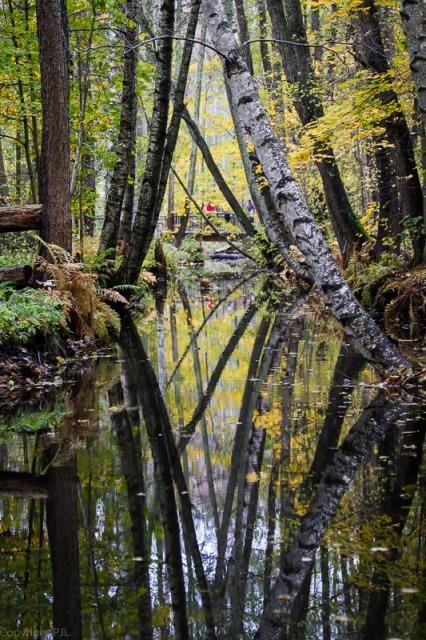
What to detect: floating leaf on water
<box><xmin>400</xmin><ymin>587</ymin><xmax>419</xmax><ymax>594</ymax></box>
<box><xmin>335</xmin><ymin>615</ymin><xmax>354</xmax><ymax>623</ymax></box>
<box><xmin>109</xmin><ymin>405</ymin><xmax>124</xmax><ymax>413</ymax></box>
<box><xmin>371</xmin><ymin>547</ymin><xmax>389</xmax><ymax>552</ymax></box>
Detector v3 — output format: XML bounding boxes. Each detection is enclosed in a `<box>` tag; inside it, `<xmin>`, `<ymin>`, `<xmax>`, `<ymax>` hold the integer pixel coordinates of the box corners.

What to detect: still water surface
<box><xmin>0</xmin><ymin>273</ymin><xmax>425</xmax><ymax>639</ymax></box>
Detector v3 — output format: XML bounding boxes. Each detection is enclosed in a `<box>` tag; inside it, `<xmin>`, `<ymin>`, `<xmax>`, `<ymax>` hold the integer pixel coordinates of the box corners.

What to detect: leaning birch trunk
<box><xmin>200</xmin><ymin>0</ymin><xmax>409</xmax><ymax>376</ymax></box>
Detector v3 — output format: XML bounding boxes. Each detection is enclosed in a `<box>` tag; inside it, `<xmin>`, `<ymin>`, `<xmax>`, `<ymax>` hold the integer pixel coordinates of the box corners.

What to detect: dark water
<box><xmin>0</xmin><ymin>273</ymin><xmax>425</xmax><ymax>640</ymax></box>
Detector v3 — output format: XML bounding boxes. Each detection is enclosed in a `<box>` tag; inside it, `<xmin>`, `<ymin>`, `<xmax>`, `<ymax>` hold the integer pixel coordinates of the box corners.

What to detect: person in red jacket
<box><xmin>205</xmin><ymin>202</ymin><xmax>216</xmax><ymax>214</ymax></box>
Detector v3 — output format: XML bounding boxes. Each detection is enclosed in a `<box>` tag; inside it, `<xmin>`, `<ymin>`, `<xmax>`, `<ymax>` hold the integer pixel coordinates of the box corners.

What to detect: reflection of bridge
<box><xmin>188</xmin><ymin>231</ymin><xmax>247</xmax><ymax>242</ymax></box>
<box><xmin>159</xmin><ymin>212</ymin><xmax>249</xmax><ymax>242</ymax></box>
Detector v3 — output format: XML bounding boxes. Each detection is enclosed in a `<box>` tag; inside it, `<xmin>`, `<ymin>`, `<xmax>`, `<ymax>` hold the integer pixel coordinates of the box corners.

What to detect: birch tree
<box><xmin>200</xmin><ymin>0</ymin><xmax>408</xmax><ymax>376</ymax></box>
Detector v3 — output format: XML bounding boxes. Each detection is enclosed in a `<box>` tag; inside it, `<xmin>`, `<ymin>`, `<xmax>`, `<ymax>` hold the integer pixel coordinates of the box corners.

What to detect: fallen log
<box><xmin>0</xmin><ymin>204</ymin><xmax>42</xmax><ymax>232</ymax></box>
<box><xmin>0</xmin><ymin>471</ymin><xmax>48</xmax><ymax>498</ymax></box>
<box><xmin>0</xmin><ymin>265</ymin><xmax>33</xmax><ymax>285</ymax></box>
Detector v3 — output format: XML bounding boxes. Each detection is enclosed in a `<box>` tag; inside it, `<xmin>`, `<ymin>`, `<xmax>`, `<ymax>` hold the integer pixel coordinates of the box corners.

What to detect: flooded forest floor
<box><xmin>0</xmin><ymin>266</ymin><xmax>425</xmax><ymax>640</ymax></box>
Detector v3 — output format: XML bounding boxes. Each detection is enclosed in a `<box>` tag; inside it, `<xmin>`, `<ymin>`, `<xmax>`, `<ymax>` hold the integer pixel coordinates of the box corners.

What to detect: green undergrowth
<box><xmin>0</xmin><ymin>232</ymin><xmax>37</xmax><ymax>267</ymax></box>
<box><xmin>0</xmin><ymin>284</ymin><xmax>69</xmax><ymax>347</ymax></box>
<box><xmin>160</xmin><ymin>236</ymin><xmax>205</xmax><ymax>271</ymax></box>
<box><xmin>346</xmin><ymin>253</ymin><xmax>404</xmax><ymax>306</ymax></box>
<box><xmin>0</xmin><ymin>405</ymin><xmax>66</xmax><ymax>440</ymax></box>
<box><xmin>346</xmin><ymin>254</ymin><xmax>426</xmax><ymax>339</ymax></box>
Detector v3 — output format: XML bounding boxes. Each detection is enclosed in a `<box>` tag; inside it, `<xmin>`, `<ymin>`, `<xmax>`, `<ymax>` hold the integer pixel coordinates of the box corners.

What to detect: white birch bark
<box><xmin>201</xmin><ymin>0</ymin><xmax>409</xmax><ymax>376</ymax></box>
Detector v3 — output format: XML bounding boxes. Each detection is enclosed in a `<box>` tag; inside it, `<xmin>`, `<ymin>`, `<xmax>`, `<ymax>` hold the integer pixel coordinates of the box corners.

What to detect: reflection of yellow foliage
<box><xmin>246</xmin><ymin>471</ymin><xmax>260</xmax><ymax>483</ymax></box>
<box><xmin>152</xmin><ymin>605</ymin><xmax>171</xmax><ymax>627</ymax></box>
<box><xmin>255</xmin><ymin>407</ymin><xmax>281</xmax><ymax>438</ymax></box>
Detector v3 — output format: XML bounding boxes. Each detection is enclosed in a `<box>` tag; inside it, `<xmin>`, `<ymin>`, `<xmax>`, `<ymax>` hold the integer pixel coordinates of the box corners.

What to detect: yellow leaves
<box><xmin>254</xmin><ymin>407</ymin><xmax>281</xmax><ymax>436</ymax></box>
<box><xmin>289</xmin><ymin>145</ymin><xmax>312</xmax><ymax>167</ymax></box>
<box><xmin>246</xmin><ymin>140</ymin><xmax>255</xmax><ymax>154</ymax></box>
<box><xmin>152</xmin><ymin>605</ymin><xmax>171</xmax><ymax>628</ymax></box>
<box><xmin>360</xmin><ymin>201</ymin><xmax>378</xmax><ymax>232</ymax></box>
<box><xmin>258</xmin><ymin>177</ymin><xmax>270</xmax><ymax>191</ymax></box>
<box><xmin>246</xmin><ymin>471</ymin><xmax>260</xmax><ymax>484</ymax></box>
<box><xmin>287</xmin><ymin>66</ymin><xmax>412</xmax><ymax>171</ymax></box>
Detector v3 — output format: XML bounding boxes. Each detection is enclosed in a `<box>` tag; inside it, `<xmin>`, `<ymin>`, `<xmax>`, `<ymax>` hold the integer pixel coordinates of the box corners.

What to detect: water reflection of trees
<box><xmin>0</xmin><ymin>285</ymin><xmax>425</xmax><ymax>640</ymax></box>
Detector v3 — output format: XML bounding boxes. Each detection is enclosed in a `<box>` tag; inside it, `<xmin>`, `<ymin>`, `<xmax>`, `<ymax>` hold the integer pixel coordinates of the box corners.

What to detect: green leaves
<box><xmin>0</xmin><ymin>286</ymin><xmax>69</xmax><ymax>346</ymax></box>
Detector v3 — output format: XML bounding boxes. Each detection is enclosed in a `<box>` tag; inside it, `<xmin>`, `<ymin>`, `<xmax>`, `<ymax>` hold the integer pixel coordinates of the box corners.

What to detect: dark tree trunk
<box><xmin>201</xmin><ymin>0</ymin><xmax>409</xmax><ymax>376</ymax></box>
<box><xmin>109</xmin><ymin>382</ymin><xmax>153</xmax><ymax>639</ymax></box>
<box><xmin>175</xmin><ymin>20</ymin><xmax>207</xmax><ymax>247</ymax></box>
<box><xmin>372</xmin><ymin>143</ymin><xmax>400</xmax><ymax>259</ymax></box>
<box><xmin>256</xmin><ymin>0</ymin><xmax>285</xmax><ymax>132</ymax></box>
<box><xmin>81</xmin><ymin>149</ymin><xmax>96</xmax><ymax>236</ymax></box>
<box><xmin>174</xmin><ymin>198</ymin><xmax>190</xmax><ymax>248</ymax></box>
<box><xmin>353</xmin><ymin>0</ymin><xmax>425</xmax><ymax>264</ymax></box>
<box><xmin>15</xmin><ymin>129</ymin><xmax>22</xmax><ymax>200</ymax></box>
<box><xmin>98</xmin><ymin>0</ymin><xmax>138</xmax><ymax>258</ymax></box>
<box><xmin>112</xmin><ymin>0</ymin><xmax>175</xmax><ymax>285</ymax></box>
<box><xmin>0</xmin><ymin>135</ymin><xmax>9</xmax><ymax>204</ymax></box>
<box><xmin>45</xmin><ymin>449</ymin><xmax>82</xmax><ymax>640</ymax></box>
<box><xmin>120</xmin><ymin>314</ymin><xmax>216</xmax><ymax>638</ymax></box>
<box><xmin>400</xmin><ymin>0</ymin><xmax>426</xmax><ymax>262</ymax></box>
<box><xmin>152</xmin><ymin>0</ymin><xmax>201</xmax><ymax>242</ymax></box>
<box><xmin>166</xmin><ymin>172</ymin><xmax>175</xmax><ymax>230</ymax></box>
<box><xmin>234</xmin><ymin>0</ymin><xmax>254</xmax><ymax>74</ymax></box>
<box><xmin>266</xmin><ymin>0</ymin><xmax>368</xmax><ymax>262</ymax></box>
<box><xmin>117</xmin><ymin>141</ymin><xmax>136</xmax><ymax>252</ymax></box>
<box><xmin>36</xmin><ymin>0</ymin><xmax>71</xmax><ymax>253</ymax></box>
<box><xmin>7</xmin><ymin>0</ymin><xmax>38</xmax><ymax>202</ymax></box>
